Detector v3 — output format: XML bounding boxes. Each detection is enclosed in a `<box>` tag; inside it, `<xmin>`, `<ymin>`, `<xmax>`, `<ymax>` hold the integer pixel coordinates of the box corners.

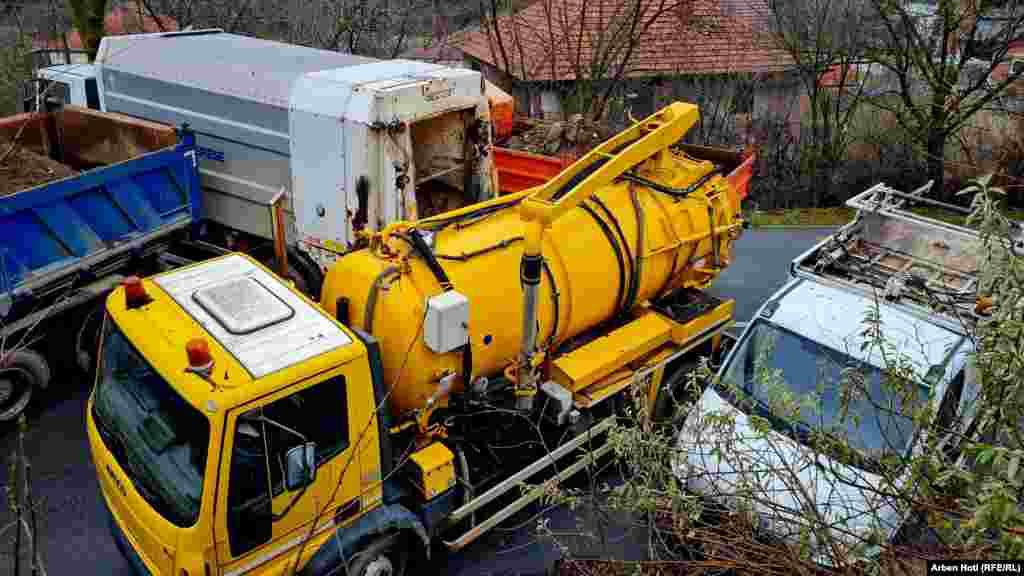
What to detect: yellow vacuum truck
<box><xmin>86</xmin><ymin>102</ymin><xmax>751</xmax><ymax>575</ymax></box>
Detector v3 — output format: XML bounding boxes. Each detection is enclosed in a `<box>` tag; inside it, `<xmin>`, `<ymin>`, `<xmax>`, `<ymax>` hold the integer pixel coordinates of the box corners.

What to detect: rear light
<box><xmin>185</xmin><ymin>339</ymin><xmax>214</xmax><ymax>376</ymax></box>
<box><xmin>123</xmin><ymin>276</ymin><xmax>151</xmax><ymax>309</ymax></box>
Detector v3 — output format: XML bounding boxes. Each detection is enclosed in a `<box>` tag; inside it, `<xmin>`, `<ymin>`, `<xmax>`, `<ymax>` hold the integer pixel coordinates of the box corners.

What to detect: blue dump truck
<box><xmin>0</xmin><ymin>104</ymin><xmax>205</xmax><ymax>421</ymax></box>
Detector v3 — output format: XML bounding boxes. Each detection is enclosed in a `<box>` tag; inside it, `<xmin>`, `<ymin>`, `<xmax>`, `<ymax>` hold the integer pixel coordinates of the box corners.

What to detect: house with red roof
<box><xmin>430</xmin><ymin>0</ymin><xmax>800</xmax><ymax>142</ymax></box>
<box><xmin>33</xmin><ymin>1</ymin><xmax>178</xmax><ymax>65</ymax></box>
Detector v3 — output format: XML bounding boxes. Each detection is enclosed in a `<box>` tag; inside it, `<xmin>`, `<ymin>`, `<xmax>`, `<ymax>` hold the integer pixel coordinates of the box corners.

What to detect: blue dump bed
<box><xmin>0</xmin><ymin>124</ymin><xmax>201</xmax><ymax>311</ymax></box>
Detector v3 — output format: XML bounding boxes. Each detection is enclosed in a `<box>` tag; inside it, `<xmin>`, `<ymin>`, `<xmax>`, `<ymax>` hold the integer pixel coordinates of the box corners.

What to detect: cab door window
<box><xmin>226</xmin><ymin>375</ymin><xmax>349</xmax><ymax>557</ymax></box>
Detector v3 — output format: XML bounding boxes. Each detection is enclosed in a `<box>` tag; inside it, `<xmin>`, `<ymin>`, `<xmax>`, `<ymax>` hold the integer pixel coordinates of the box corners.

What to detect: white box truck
<box><xmin>29</xmin><ymin>30</ymin><xmax>500</xmax><ymax>298</ymax></box>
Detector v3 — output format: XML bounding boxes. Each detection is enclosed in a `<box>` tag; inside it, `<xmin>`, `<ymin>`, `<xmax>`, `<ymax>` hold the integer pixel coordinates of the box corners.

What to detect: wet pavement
<box><xmin>0</xmin><ymin>227</ymin><xmax>835</xmax><ymax>575</ymax></box>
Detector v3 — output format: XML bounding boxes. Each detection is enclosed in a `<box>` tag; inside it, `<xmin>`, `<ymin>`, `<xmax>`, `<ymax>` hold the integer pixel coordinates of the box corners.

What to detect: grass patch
<box><xmin>750</xmin><ymin>206</ymin><xmax>1024</xmax><ymax>228</ymax></box>
<box><xmin>749</xmin><ymin>208</ymin><xmax>855</xmax><ymax>227</ymax></box>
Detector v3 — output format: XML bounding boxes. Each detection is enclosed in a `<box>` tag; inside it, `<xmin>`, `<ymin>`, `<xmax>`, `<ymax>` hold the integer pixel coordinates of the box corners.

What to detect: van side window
<box><xmin>227</xmin><ymin>375</ymin><xmax>349</xmax><ymax>557</ymax></box>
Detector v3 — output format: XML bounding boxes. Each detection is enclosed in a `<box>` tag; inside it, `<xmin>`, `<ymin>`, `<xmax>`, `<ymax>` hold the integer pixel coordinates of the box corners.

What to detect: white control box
<box><xmin>424</xmin><ymin>291</ymin><xmax>470</xmax><ymax>353</ymax></box>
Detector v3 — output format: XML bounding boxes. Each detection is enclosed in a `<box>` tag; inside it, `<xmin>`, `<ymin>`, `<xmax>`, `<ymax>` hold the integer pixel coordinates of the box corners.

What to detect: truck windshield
<box><xmin>720</xmin><ymin>320</ymin><xmax>926</xmax><ymax>462</ymax></box>
<box><xmin>91</xmin><ymin>317</ymin><xmax>209</xmax><ymax>527</ymax></box>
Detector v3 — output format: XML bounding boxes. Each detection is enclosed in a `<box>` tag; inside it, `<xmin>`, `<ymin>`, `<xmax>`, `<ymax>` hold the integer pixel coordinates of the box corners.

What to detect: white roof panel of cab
<box><xmin>153</xmin><ymin>254</ymin><xmax>351</xmax><ymax>378</ymax></box>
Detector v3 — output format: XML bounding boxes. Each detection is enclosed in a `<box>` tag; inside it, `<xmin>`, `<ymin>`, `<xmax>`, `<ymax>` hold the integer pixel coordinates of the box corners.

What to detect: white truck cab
<box><xmin>674</xmin><ymin>182</ymin><xmax>1022</xmax><ymax>563</ymax></box>
<box><xmin>31</xmin><ymin>64</ymin><xmax>100</xmax><ymax>111</ymax></box>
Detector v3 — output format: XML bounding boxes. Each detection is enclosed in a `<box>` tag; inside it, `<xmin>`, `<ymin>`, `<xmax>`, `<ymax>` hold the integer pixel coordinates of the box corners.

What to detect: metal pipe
<box><xmin>456</xmin><ymin>446</ymin><xmax>476</xmax><ymax>529</ymax></box>
<box><xmin>270</xmin><ymin>187</ymin><xmax>289</xmax><ymax>278</ymax></box>
<box><xmin>868</xmin><ymin>185</ymin><xmax>976</xmax><ymax>216</ymax></box>
<box><xmin>446</xmin><ymin>417</ymin><xmax>613</xmax><ymax>524</ymax></box>
<box><xmin>517</xmin><ymin>237</ymin><xmax>543</xmax><ymax>410</ymax></box>
<box><xmin>444</xmin><ymin>441</ymin><xmax>615</xmax><ymax>551</ymax></box>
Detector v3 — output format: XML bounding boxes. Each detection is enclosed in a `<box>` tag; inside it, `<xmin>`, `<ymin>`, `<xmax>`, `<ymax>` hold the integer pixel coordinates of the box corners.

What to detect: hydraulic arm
<box><xmin>513</xmin><ymin>102</ymin><xmax>701</xmax><ymax>408</ymax></box>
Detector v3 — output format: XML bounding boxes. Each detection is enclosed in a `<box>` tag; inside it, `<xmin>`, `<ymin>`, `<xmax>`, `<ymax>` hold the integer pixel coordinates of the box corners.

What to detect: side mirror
<box><xmin>285</xmin><ymin>442</ymin><xmax>317</xmax><ymax>491</ymax></box>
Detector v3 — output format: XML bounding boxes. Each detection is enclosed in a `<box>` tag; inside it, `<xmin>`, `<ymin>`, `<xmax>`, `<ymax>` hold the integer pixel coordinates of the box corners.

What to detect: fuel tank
<box><xmin>321</xmin><ymin>142</ymin><xmax>746</xmax><ymax>418</ymax></box>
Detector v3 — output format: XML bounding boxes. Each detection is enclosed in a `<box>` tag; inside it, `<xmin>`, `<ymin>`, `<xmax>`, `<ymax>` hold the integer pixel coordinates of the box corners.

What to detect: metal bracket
<box><xmin>540</xmin><ymin>380</ymin><xmax>575</xmax><ymax>426</ymax></box>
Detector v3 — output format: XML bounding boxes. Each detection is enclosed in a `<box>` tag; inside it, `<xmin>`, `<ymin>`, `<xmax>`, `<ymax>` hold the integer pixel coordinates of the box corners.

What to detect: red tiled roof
<box><xmin>403</xmin><ymin>41</ymin><xmax>466</xmax><ymax>64</ymax></box>
<box><xmin>35</xmin><ymin>2</ymin><xmax>178</xmax><ymax>50</ymax></box>
<box><xmin>451</xmin><ymin>0</ymin><xmax>793</xmax><ymax>81</ymax></box>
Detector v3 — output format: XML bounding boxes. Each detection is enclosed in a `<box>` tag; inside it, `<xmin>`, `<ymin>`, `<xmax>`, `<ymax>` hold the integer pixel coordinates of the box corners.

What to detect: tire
<box><xmin>652</xmin><ymin>360</ymin><xmax>701</xmax><ymax>424</ymax></box>
<box><xmin>345</xmin><ymin>532</ymin><xmax>409</xmax><ymax>576</ymax></box>
<box><xmin>287</xmin><ymin>247</ymin><xmax>325</xmax><ymax>302</ymax></box>
<box><xmin>75</xmin><ymin>302</ymin><xmax>105</xmax><ymax>375</ymax></box>
<box><xmin>0</xmin><ymin>348</ymin><xmax>50</xmax><ymax>421</ymax></box>
<box><xmin>264</xmin><ymin>247</ymin><xmax>324</xmax><ymax>302</ymax></box>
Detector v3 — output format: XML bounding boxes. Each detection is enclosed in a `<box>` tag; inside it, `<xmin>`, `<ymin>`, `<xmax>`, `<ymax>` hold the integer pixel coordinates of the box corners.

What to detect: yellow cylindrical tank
<box><xmin>321</xmin><ymin>147</ymin><xmax>744</xmax><ymax>418</ymax></box>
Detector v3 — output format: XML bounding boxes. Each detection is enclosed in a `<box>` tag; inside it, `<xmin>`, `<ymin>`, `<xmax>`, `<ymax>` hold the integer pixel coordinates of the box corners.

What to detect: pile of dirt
<box><xmin>501</xmin><ymin>114</ymin><xmax>615</xmax><ymax>157</ymax></box>
<box><xmin>0</xmin><ymin>139</ymin><xmax>77</xmax><ymax>197</ymax></box>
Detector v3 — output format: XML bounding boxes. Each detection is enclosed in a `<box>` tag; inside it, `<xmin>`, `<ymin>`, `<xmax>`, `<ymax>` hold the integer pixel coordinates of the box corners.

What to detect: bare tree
<box><xmin>769</xmin><ymin>0</ymin><xmax>875</xmax><ymax>207</ymax></box>
<box><xmin>477</xmin><ymin>0</ymin><xmax>700</xmax><ymax>122</ymax></box>
<box><xmin>864</xmin><ymin>0</ymin><xmax>1024</xmax><ymax>199</ymax></box>
<box><xmin>0</xmin><ymin>12</ymin><xmax>32</xmax><ymax>116</ymax></box>
<box><xmin>303</xmin><ymin>0</ymin><xmax>424</xmax><ymax>58</ymax></box>
<box><xmin>4</xmin><ymin>416</ymin><xmax>45</xmax><ymax>576</ymax></box>
<box><xmin>65</xmin><ymin>0</ymin><xmax>107</xmax><ymax>61</ymax></box>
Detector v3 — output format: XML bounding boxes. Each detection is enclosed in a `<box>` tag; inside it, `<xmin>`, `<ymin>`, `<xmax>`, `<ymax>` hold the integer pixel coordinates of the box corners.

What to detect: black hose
<box><xmin>579</xmin><ymin>202</ymin><xmax>627</xmax><ymax>315</ymax></box>
<box><xmin>462</xmin><ymin>342</ymin><xmax>473</xmax><ymax>390</ymax></box>
<box><xmin>418</xmin><ymin>196</ymin><xmax>525</xmax><ymax>232</ymax></box>
<box><xmin>408</xmin><ymin>229</ymin><xmax>452</xmax><ymax>291</ymax></box>
<box><xmin>435</xmin><ymin>237</ymin><xmax>523</xmax><ymax>261</ymax></box>
<box><xmin>619</xmin><ymin>169</ymin><xmax>721</xmax><ymax>199</ymax></box>
<box><xmin>541</xmin><ymin>259</ymin><xmax>560</xmax><ymax>347</ymax></box>
<box><xmin>628</xmin><ymin>185</ymin><xmax>644</xmax><ymax>311</ymax></box>
<box><xmin>551</xmin><ymin>139</ymin><xmax>637</xmax><ymax>202</ymax></box>
<box><xmin>364</xmin><ymin>266</ymin><xmax>400</xmax><ymax>333</ymax></box>
<box><xmin>552</xmin><ymin>156</ymin><xmax>612</xmax><ymax>202</ymax></box>
<box><xmin>407</xmin><ymin>230</ymin><xmax>477</xmax><ymax>390</ymax></box>
<box><xmin>589</xmin><ymin>195</ymin><xmax>634</xmax><ymax>313</ymax></box>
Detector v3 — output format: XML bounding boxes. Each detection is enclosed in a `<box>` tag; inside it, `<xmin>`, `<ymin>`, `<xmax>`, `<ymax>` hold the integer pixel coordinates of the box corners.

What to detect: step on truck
<box><xmin>86</xmin><ymin>101</ymin><xmax>753</xmax><ymax>575</ymax></box>
<box><xmin>0</xmin><ymin>104</ymin><xmax>201</xmax><ymax>421</ymax></box>
<box><xmin>673</xmin><ymin>181</ymin><xmax>1024</xmax><ymax>566</ymax></box>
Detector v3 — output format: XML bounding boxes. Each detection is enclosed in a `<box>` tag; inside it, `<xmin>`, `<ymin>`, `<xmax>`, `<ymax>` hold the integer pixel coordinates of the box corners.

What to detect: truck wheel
<box><xmin>346</xmin><ymin>532</ymin><xmax>409</xmax><ymax>576</ymax></box>
<box><xmin>652</xmin><ymin>360</ymin><xmax>701</xmax><ymax>424</ymax></box>
<box><xmin>0</xmin><ymin>349</ymin><xmax>50</xmax><ymax>421</ymax></box>
<box><xmin>76</xmin><ymin>302</ymin><xmax>105</xmax><ymax>375</ymax></box>
<box><xmin>281</xmin><ymin>248</ymin><xmax>324</xmax><ymax>302</ymax></box>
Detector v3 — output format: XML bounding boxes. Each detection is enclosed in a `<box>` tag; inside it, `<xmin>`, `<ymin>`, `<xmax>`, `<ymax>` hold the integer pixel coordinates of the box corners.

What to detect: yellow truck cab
<box><xmin>87</xmin><ymin>253</ymin><xmax>419</xmax><ymax>576</ymax></box>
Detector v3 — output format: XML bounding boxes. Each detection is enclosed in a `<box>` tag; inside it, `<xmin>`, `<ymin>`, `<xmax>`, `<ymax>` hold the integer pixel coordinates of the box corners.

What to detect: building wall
<box><xmin>648</xmin><ymin>70</ymin><xmax>804</xmax><ymax>147</ymax></box>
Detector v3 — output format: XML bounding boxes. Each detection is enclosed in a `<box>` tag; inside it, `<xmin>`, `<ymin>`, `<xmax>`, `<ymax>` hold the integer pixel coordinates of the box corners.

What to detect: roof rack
<box><xmin>790</xmin><ymin>181</ymin><xmax>1024</xmax><ymax>328</ymax></box>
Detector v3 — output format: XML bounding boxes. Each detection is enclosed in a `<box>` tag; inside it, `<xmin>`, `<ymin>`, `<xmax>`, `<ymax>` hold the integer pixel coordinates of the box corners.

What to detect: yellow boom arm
<box><xmin>513</xmin><ymin>103</ymin><xmax>701</xmax><ymax>409</ymax></box>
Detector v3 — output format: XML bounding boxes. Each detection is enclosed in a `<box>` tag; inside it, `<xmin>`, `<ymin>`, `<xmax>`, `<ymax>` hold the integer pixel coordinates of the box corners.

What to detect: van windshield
<box><xmin>91</xmin><ymin>317</ymin><xmax>209</xmax><ymax>527</ymax></box>
<box><xmin>720</xmin><ymin>320</ymin><xmax>928</xmax><ymax>462</ymax></box>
